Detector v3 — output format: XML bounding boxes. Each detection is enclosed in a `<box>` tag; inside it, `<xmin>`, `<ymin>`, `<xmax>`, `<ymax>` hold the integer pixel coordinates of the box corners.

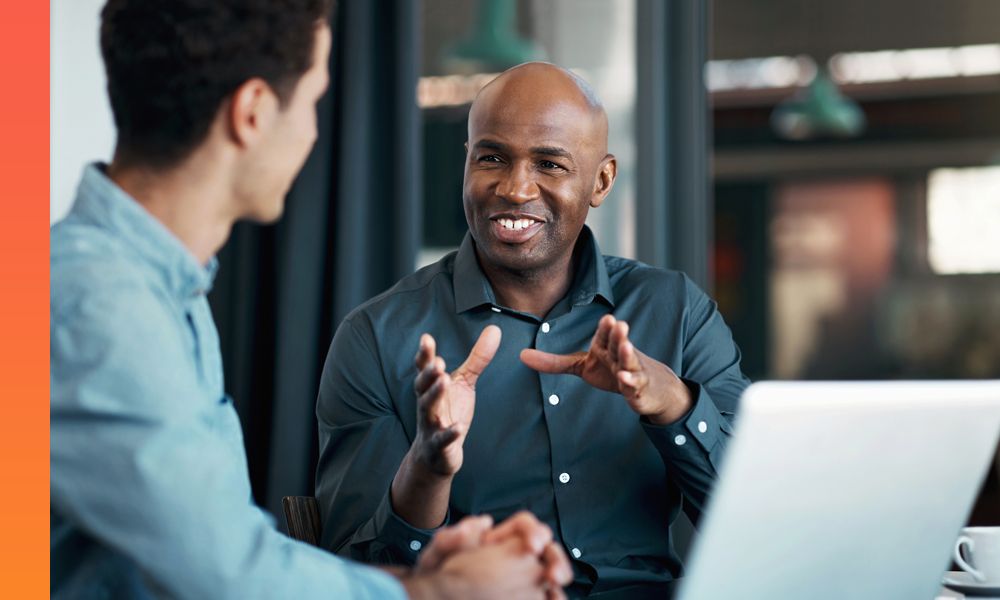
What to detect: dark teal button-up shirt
<box><xmin>316</xmin><ymin>227</ymin><xmax>750</xmax><ymax>594</ymax></box>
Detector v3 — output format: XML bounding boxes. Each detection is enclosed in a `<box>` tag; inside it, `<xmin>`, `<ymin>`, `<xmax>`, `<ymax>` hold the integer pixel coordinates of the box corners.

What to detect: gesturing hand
<box><xmin>413</xmin><ymin>325</ymin><xmax>502</xmax><ymax>476</ymax></box>
<box><xmin>520</xmin><ymin>315</ymin><xmax>692</xmax><ymax>424</ymax></box>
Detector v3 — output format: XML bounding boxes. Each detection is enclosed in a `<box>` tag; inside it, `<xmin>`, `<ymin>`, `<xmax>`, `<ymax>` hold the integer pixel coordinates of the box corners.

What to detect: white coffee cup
<box><xmin>954</xmin><ymin>526</ymin><xmax>1000</xmax><ymax>583</ymax></box>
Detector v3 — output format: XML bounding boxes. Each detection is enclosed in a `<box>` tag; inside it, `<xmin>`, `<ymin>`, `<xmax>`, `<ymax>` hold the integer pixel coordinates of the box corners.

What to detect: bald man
<box><xmin>316</xmin><ymin>63</ymin><xmax>750</xmax><ymax>596</ymax></box>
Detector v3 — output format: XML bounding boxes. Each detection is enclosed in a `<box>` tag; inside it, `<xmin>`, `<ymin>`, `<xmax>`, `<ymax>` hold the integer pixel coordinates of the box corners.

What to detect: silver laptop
<box><xmin>678</xmin><ymin>381</ymin><xmax>1000</xmax><ymax>600</ymax></box>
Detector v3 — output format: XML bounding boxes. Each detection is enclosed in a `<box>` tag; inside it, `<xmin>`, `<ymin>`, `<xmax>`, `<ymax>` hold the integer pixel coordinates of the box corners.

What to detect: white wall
<box><xmin>51</xmin><ymin>0</ymin><xmax>116</xmax><ymax>224</ymax></box>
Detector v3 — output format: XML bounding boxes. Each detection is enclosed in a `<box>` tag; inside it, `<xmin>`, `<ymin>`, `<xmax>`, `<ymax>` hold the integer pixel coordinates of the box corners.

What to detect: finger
<box><xmin>417</xmin><ymin>375</ymin><xmax>446</xmax><ymax>410</ymax></box>
<box><xmin>618</xmin><ymin>370</ymin><xmax>642</xmax><ymax>397</ymax></box>
<box><xmin>493</xmin><ymin>537</ymin><xmax>547</xmax><ymax>587</ymax></box>
<box><xmin>454</xmin><ymin>513</ymin><xmax>494</xmax><ymax>541</ymax></box>
<box><xmin>414</xmin><ymin>357</ymin><xmax>446</xmax><ymax>395</ymax></box>
<box><xmin>427</xmin><ymin>425</ymin><xmax>461</xmax><ymax>454</ymax></box>
<box><xmin>547</xmin><ymin>588</ymin><xmax>568</xmax><ymax>600</ymax></box>
<box><xmin>592</xmin><ymin>314</ymin><xmax>616</xmax><ymax>351</ymax></box>
<box><xmin>541</xmin><ymin>542</ymin><xmax>574</xmax><ymax>587</ymax></box>
<box><xmin>482</xmin><ymin>511</ymin><xmax>552</xmax><ymax>555</ymax></box>
<box><xmin>520</xmin><ymin>349</ymin><xmax>584</xmax><ymax>376</ymax></box>
<box><xmin>456</xmin><ymin>325</ymin><xmax>502</xmax><ymax>385</ymax></box>
<box><xmin>418</xmin><ymin>528</ymin><xmax>462</xmax><ymax>572</ymax></box>
<box><xmin>419</xmin><ymin>514</ymin><xmax>494</xmax><ymax>571</ymax></box>
<box><xmin>494</xmin><ymin>540</ymin><xmax>546</xmax><ymax>600</ymax></box>
<box><xmin>414</xmin><ymin>333</ymin><xmax>437</xmax><ymax>371</ymax></box>
<box><xmin>417</xmin><ymin>373</ymin><xmax>452</xmax><ymax>431</ymax></box>
<box><xmin>607</xmin><ymin>320</ymin><xmax>629</xmax><ymax>365</ymax></box>
<box><xmin>617</xmin><ymin>339</ymin><xmax>642</xmax><ymax>373</ymax></box>
<box><xmin>440</xmin><ymin>513</ymin><xmax>493</xmax><ymax>548</ymax></box>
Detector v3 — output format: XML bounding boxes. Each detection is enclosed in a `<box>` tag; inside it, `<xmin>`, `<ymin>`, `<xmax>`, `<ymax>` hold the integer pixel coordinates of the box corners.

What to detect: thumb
<box><xmin>520</xmin><ymin>349</ymin><xmax>583</xmax><ymax>375</ymax></box>
<box><xmin>456</xmin><ymin>325</ymin><xmax>502</xmax><ymax>386</ymax></box>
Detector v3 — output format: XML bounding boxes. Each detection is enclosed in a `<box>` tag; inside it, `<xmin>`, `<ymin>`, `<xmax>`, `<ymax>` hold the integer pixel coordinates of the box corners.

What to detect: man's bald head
<box><xmin>461</xmin><ymin>61</ymin><xmax>618</xmax><ymax>281</ymax></box>
<box><xmin>469</xmin><ymin>62</ymin><xmax>609</xmax><ymax>154</ymax></box>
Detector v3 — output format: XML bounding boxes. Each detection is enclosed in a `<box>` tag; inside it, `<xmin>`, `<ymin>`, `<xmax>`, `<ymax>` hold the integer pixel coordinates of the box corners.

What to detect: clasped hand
<box><xmin>406</xmin><ymin>511</ymin><xmax>572</xmax><ymax>600</ymax></box>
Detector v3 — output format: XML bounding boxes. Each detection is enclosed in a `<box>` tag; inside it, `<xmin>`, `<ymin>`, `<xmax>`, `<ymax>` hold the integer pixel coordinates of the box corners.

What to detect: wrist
<box><xmin>645</xmin><ymin>380</ymin><xmax>693</xmax><ymax>425</ymax></box>
<box><xmin>391</xmin><ymin>448</ymin><xmax>455</xmax><ymax>530</ymax></box>
<box><xmin>406</xmin><ymin>441</ymin><xmax>459</xmax><ymax>481</ymax></box>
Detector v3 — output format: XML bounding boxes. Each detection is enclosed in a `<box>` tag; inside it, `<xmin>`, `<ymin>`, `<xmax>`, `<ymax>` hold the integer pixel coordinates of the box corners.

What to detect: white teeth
<box><xmin>498</xmin><ymin>218</ymin><xmax>536</xmax><ymax>231</ymax></box>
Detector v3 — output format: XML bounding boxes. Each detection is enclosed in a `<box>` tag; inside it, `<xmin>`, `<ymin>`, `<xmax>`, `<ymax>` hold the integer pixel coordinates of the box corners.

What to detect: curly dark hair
<box><xmin>100</xmin><ymin>0</ymin><xmax>334</xmax><ymax>167</ymax></box>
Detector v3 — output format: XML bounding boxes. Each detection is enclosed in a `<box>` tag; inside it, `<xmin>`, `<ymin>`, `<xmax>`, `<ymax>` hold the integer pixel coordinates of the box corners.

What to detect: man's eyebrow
<box><xmin>473</xmin><ymin>139</ymin><xmax>507</xmax><ymax>152</ymax></box>
<box><xmin>530</xmin><ymin>146</ymin><xmax>573</xmax><ymax>160</ymax></box>
<box><xmin>472</xmin><ymin>140</ymin><xmax>574</xmax><ymax>160</ymax></box>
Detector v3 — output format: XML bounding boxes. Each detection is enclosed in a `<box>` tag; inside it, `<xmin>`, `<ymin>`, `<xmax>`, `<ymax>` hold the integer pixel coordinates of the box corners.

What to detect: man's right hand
<box><xmin>411</xmin><ymin>325</ymin><xmax>502</xmax><ymax>476</ymax></box>
<box><xmin>391</xmin><ymin>325</ymin><xmax>501</xmax><ymax>529</ymax></box>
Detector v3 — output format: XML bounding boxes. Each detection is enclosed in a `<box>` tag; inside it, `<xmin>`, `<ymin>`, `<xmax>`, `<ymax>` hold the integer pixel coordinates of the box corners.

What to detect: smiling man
<box><xmin>316</xmin><ymin>62</ymin><xmax>751</xmax><ymax>596</ymax></box>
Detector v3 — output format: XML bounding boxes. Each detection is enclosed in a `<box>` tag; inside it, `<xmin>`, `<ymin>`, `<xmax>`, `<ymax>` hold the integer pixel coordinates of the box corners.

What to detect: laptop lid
<box><xmin>678</xmin><ymin>381</ymin><xmax>1000</xmax><ymax>600</ymax></box>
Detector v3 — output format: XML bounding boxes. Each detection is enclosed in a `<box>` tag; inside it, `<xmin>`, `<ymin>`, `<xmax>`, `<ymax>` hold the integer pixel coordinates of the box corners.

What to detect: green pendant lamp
<box><xmin>442</xmin><ymin>0</ymin><xmax>544</xmax><ymax>74</ymax></box>
<box><xmin>771</xmin><ymin>66</ymin><xmax>866</xmax><ymax>140</ymax></box>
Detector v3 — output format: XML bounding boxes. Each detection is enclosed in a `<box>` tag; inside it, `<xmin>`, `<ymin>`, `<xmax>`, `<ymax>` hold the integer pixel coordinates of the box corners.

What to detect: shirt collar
<box><xmin>453</xmin><ymin>225</ymin><xmax>615</xmax><ymax>314</ymax></box>
<box><xmin>70</xmin><ymin>163</ymin><xmax>218</xmax><ymax>299</ymax></box>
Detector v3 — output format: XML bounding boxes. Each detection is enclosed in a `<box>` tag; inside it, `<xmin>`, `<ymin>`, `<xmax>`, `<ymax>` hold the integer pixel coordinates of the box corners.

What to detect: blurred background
<box><xmin>52</xmin><ymin>0</ymin><xmax>1000</xmax><ymax>528</ymax></box>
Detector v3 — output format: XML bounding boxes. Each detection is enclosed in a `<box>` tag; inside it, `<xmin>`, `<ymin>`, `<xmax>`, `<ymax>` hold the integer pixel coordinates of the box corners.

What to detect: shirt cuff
<box><xmin>370</xmin><ymin>488</ymin><xmax>450</xmax><ymax>563</ymax></box>
<box><xmin>640</xmin><ymin>379</ymin><xmax>733</xmax><ymax>460</ymax></box>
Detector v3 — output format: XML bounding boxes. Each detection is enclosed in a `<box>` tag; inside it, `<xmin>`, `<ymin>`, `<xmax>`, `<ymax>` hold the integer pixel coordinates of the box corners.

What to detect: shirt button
<box><xmin>541</xmin><ymin>322</ymin><xmax>551</xmax><ymax>333</ymax></box>
<box><xmin>571</xmin><ymin>547</ymin><xmax>582</xmax><ymax>559</ymax></box>
<box><xmin>558</xmin><ymin>472</ymin><xmax>571</xmax><ymax>484</ymax></box>
<box><xmin>697</xmin><ymin>420</ymin><xmax>708</xmax><ymax>433</ymax></box>
<box><xmin>548</xmin><ymin>394</ymin><xmax>560</xmax><ymax>406</ymax></box>
<box><xmin>409</xmin><ymin>540</ymin><xmax>422</xmax><ymax>552</ymax></box>
<box><xmin>674</xmin><ymin>434</ymin><xmax>687</xmax><ymax>446</ymax></box>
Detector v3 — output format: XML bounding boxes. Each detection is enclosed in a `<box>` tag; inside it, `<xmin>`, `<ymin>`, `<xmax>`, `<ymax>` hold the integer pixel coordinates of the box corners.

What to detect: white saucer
<box><xmin>942</xmin><ymin>571</ymin><xmax>1000</xmax><ymax>597</ymax></box>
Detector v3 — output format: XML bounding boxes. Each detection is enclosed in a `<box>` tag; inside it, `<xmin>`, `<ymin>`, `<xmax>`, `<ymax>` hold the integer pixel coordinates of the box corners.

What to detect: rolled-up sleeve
<box><xmin>51</xmin><ymin>286</ymin><xmax>406</xmax><ymax>600</ymax></box>
<box><xmin>315</xmin><ymin>317</ymin><xmax>443</xmax><ymax>565</ymax></box>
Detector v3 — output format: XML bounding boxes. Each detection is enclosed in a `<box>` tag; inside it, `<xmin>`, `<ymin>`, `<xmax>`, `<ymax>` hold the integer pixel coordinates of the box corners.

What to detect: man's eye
<box><xmin>478</xmin><ymin>155</ymin><xmax>502</xmax><ymax>163</ymax></box>
<box><xmin>539</xmin><ymin>160</ymin><xmax>564</xmax><ymax>170</ymax></box>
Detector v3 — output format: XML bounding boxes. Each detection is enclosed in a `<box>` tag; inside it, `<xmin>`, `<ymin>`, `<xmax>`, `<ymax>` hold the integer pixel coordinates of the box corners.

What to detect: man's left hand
<box><xmin>520</xmin><ymin>314</ymin><xmax>692</xmax><ymax>425</ymax></box>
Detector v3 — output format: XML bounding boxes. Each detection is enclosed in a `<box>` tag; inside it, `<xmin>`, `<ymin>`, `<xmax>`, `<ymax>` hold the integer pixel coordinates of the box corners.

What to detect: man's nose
<box><xmin>495</xmin><ymin>164</ymin><xmax>540</xmax><ymax>204</ymax></box>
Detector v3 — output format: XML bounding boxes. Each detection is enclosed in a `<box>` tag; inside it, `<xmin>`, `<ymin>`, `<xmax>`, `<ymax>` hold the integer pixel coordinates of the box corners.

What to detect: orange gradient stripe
<box><xmin>0</xmin><ymin>1</ymin><xmax>49</xmax><ymax>596</ymax></box>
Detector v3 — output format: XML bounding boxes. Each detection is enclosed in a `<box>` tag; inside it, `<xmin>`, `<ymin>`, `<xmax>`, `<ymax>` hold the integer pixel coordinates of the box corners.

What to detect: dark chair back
<box><xmin>282</xmin><ymin>496</ymin><xmax>323</xmax><ymax>547</ymax></box>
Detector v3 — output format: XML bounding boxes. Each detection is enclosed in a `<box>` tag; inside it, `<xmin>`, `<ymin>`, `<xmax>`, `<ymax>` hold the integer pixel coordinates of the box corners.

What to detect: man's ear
<box><xmin>228</xmin><ymin>78</ymin><xmax>278</xmax><ymax>148</ymax></box>
<box><xmin>590</xmin><ymin>154</ymin><xmax>617</xmax><ymax>208</ymax></box>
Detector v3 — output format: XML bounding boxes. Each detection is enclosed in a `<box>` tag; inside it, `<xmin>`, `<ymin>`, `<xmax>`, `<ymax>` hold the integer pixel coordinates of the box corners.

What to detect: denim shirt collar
<box><xmin>453</xmin><ymin>225</ymin><xmax>615</xmax><ymax>313</ymax></box>
<box><xmin>71</xmin><ymin>163</ymin><xmax>218</xmax><ymax>299</ymax></box>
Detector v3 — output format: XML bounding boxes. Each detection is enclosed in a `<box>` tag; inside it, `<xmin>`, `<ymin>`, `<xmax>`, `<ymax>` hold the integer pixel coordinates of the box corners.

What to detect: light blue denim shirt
<box><xmin>50</xmin><ymin>164</ymin><xmax>406</xmax><ymax>599</ymax></box>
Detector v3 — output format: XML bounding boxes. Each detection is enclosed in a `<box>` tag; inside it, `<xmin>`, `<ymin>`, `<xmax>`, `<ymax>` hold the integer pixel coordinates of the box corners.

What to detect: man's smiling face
<box><xmin>462</xmin><ymin>63</ymin><xmax>615</xmax><ymax>278</ymax></box>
